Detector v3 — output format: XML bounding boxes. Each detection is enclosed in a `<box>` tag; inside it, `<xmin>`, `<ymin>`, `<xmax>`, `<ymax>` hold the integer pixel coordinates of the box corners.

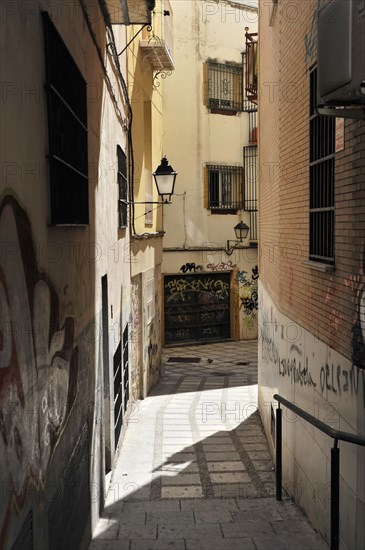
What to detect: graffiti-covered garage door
<box><xmin>164</xmin><ymin>272</ymin><xmax>231</xmax><ymax>345</ymax></box>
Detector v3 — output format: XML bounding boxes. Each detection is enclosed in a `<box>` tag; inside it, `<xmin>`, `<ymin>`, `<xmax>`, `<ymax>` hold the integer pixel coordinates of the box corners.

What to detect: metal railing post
<box><xmin>276</xmin><ymin>405</ymin><xmax>282</xmax><ymax>501</ymax></box>
<box><xmin>331</xmin><ymin>441</ymin><xmax>340</xmax><ymax>550</ymax></box>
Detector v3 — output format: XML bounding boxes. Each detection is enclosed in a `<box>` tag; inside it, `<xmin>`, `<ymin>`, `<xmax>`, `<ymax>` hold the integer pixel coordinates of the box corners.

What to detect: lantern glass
<box><xmin>153</xmin><ymin>157</ymin><xmax>177</xmax><ymax>199</ymax></box>
<box><xmin>234</xmin><ymin>221</ymin><xmax>249</xmax><ymax>241</ymax></box>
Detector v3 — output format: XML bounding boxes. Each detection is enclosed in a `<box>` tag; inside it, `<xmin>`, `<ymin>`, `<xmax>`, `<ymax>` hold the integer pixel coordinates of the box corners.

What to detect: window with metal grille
<box><xmin>309</xmin><ymin>66</ymin><xmax>335</xmax><ymax>265</ymax></box>
<box><xmin>206</xmin><ymin>165</ymin><xmax>243</xmax><ymax>211</ymax></box>
<box><xmin>117</xmin><ymin>146</ymin><xmax>128</xmax><ymax>228</ymax></box>
<box><xmin>113</xmin><ymin>341</ymin><xmax>122</xmax><ymax>449</ymax></box>
<box><xmin>204</xmin><ymin>62</ymin><xmax>243</xmax><ymax>113</ymax></box>
<box><xmin>43</xmin><ymin>12</ymin><xmax>88</xmax><ymax>225</ymax></box>
<box><xmin>122</xmin><ymin>324</ymin><xmax>129</xmax><ymax>414</ymax></box>
<box><xmin>243</xmin><ymin>146</ymin><xmax>258</xmax><ymax>241</ymax></box>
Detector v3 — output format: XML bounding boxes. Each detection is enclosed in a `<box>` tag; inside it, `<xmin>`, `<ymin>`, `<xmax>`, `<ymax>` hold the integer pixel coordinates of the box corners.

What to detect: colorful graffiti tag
<box><xmin>237</xmin><ymin>265</ymin><xmax>259</xmax><ymax>330</ymax></box>
<box><xmin>0</xmin><ymin>196</ymin><xmax>78</xmax><ymax>544</ymax></box>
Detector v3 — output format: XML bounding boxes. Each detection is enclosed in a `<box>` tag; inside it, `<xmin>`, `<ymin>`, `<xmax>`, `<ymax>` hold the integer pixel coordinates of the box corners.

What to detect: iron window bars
<box><xmin>309</xmin><ymin>67</ymin><xmax>335</xmax><ymax>265</ymax></box>
<box><xmin>243</xmin><ymin>146</ymin><xmax>258</xmax><ymax>241</ymax></box>
<box><xmin>207</xmin><ymin>164</ymin><xmax>243</xmax><ymax>211</ymax></box>
<box><xmin>43</xmin><ymin>12</ymin><xmax>89</xmax><ymax>225</ymax></box>
<box><xmin>117</xmin><ymin>146</ymin><xmax>128</xmax><ymax>228</ymax></box>
<box><xmin>206</xmin><ymin>61</ymin><xmax>243</xmax><ymax>113</ymax></box>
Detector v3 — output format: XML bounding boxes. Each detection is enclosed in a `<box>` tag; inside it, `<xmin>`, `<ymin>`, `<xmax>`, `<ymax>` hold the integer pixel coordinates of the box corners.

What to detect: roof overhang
<box><xmin>104</xmin><ymin>0</ymin><xmax>155</xmax><ymax>25</ymax></box>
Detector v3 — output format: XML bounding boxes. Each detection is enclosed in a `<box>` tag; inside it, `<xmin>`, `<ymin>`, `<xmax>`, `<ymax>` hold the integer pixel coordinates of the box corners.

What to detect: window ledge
<box><xmin>209</xmin><ymin>209</ymin><xmax>239</xmax><ymax>215</ymax></box>
<box><xmin>49</xmin><ymin>223</ymin><xmax>88</xmax><ymax>227</ymax></box>
<box><xmin>132</xmin><ymin>231</ymin><xmax>165</xmax><ymax>240</ymax></box>
<box><xmin>303</xmin><ymin>260</ymin><xmax>335</xmax><ymax>273</ymax></box>
<box><xmin>210</xmin><ymin>108</ymin><xmax>239</xmax><ymax>116</ymax></box>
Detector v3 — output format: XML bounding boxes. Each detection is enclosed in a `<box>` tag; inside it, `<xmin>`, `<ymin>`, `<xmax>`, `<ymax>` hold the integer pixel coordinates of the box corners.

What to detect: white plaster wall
<box><xmin>163</xmin><ymin>0</ymin><xmax>257</xmax><ymax>250</ymax></box>
<box><xmin>258</xmin><ymin>282</ymin><xmax>365</xmax><ymax>550</ymax></box>
<box><xmin>161</xmin><ymin>0</ymin><xmax>258</xmax><ymax>339</ymax></box>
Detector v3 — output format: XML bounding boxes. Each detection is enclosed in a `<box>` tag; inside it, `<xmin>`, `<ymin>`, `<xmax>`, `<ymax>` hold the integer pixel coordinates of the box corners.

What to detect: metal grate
<box><xmin>207</xmin><ymin>164</ymin><xmax>243</xmax><ymax>211</ymax></box>
<box><xmin>243</xmin><ymin>146</ymin><xmax>258</xmax><ymax>241</ymax></box>
<box><xmin>117</xmin><ymin>146</ymin><xmax>128</xmax><ymax>228</ymax></box>
<box><xmin>309</xmin><ymin>67</ymin><xmax>335</xmax><ymax>264</ymax></box>
<box><xmin>242</xmin><ymin>53</ymin><xmax>258</xmax><ymax>113</ymax></box>
<box><xmin>207</xmin><ymin>61</ymin><xmax>243</xmax><ymax>113</ymax></box>
<box><xmin>113</xmin><ymin>341</ymin><xmax>123</xmax><ymax>449</ymax></box>
<box><xmin>122</xmin><ymin>324</ymin><xmax>129</xmax><ymax>414</ymax></box>
<box><xmin>43</xmin><ymin>12</ymin><xmax>88</xmax><ymax>225</ymax></box>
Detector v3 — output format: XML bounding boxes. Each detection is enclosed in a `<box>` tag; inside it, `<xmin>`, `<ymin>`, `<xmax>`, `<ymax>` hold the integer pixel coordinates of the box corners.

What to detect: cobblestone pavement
<box><xmin>90</xmin><ymin>340</ymin><xmax>329</xmax><ymax>550</ymax></box>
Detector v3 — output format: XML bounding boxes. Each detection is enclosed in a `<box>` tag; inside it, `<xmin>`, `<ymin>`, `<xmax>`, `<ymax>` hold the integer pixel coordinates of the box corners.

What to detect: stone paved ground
<box><xmin>90</xmin><ymin>340</ymin><xmax>329</xmax><ymax>550</ymax></box>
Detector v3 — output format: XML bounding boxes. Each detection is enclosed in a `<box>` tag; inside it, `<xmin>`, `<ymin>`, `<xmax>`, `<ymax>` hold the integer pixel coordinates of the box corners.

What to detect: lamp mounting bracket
<box><xmin>317</xmin><ymin>106</ymin><xmax>365</xmax><ymax>120</ymax></box>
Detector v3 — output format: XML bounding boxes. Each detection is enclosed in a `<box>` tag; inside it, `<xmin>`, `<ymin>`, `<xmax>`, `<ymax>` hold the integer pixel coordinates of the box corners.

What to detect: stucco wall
<box><xmin>161</xmin><ymin>0</ymin><xmax>258</xmax><ymax>341</ymax></box>
<box><xmin>0</xmin><ymin>2</ymin><xmax>131</xmax><ymax>547</ymax></box>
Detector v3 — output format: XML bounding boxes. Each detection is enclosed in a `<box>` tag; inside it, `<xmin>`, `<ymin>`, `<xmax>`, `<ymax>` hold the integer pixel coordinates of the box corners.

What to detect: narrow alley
<box><xmin>90</xmin><ymin>341</ymin><xmax>328</xmax><ymax>550</ymax></box>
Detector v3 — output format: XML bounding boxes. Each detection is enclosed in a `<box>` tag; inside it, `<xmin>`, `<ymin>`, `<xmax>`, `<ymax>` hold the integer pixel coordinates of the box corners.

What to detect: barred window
<box><xmin>205</xmin><ymin>165</ymin><xmax>243</xmax><ymax>211</ymax></box>
<box><xmin>43</xmin><ymin>12</ymin><xmax>88</xmax><ymax>225</ymax></box>
<box><xmin>117</xmin><ymin>146</ymin><xmax>128</xmax><ymax>228</ymax></box>
<box><xmin>203</xmin><ymin>62</ymin><xmax>243</xmax><ymax>114</ymax></box>
<box><xmin>309</xmin><ymin>66</ymin><xmax>335</xmax><ymax>265</ymax></box>
<box><xmin>243</xmin><ymin>146</ymin><xmax>258</xmax><ymax>241</ymax></box>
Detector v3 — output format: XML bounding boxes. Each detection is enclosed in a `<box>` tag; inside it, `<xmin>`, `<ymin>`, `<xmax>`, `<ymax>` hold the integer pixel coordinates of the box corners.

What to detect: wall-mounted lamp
<box><xmin>129</xmin><ymin>156</ymin><xmax>177</xmax><ymax>205</ymax></box>
<box><xmin>153</xmin><ymin>156</ymin><xmax>177</xmax><ymax>203</ymax></box>
<box><xmin>226</xmin><ymin>221</ymin><xmax>249</xmax><ymax>255</ymax></box>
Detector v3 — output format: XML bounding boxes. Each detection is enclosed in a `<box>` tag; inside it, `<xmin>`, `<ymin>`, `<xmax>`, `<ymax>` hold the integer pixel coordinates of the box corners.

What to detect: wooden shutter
<box><xmin>203</xmin><ymin>165</ymin><xmax>209</xmax><ymax>209</ymax></box>
<box><xmin>202</xmin><ymin>62</ymin><xmax>209</xmax><ymax>106</ymax></box>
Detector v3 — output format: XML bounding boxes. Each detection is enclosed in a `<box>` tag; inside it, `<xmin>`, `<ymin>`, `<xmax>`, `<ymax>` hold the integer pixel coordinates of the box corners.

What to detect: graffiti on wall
<box><xmin>206</xmin><ymin>260</ymin><xmax>237</xmax><ymax>271</ymax></box>
<box><xmin>237</xmin><ymin>265</ymin><xmax>259</xmax><ymax>330</ymax></box>
<box><xmin>0</xmin><ymin>196</ymin><xmax>78</xmax><ymax>544</ymax></box>
<box><xmin>261</xmin><ymin>306</ymin><xmax>365</xmax><ymax>408</ymax></box>
<box><xmin>130</xmin><ymin>281</ymin><xmax>141</xmax><ymax>397</ymax></box>
<box><xmin>165</xmin><ymin>276</ymin><xmax>229</xmax><ymax>303</ymax></box>
<box><xmin>164</xmin><ymin>273</ymin><xmax>231</xmax><ymax>344</ymax></box>
<box><xmin>145</xmin><ymin>279</ymin><xmax>161</xmax><ymax>381</ymax></box>
<box><xmin>352</xmin><ymin>243</ymin><xmax>365</xmax><ymax>370</ymax></box>
<box><xmin>180</xmin><ymin>262</ymin><xmax>203</xmax><ymax>273</ymax></box>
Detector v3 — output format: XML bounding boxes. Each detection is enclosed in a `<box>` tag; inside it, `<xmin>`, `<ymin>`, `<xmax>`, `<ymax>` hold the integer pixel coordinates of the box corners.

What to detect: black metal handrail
<box><xmin>273</xmin><ymin>393</ymin><xmax>365</xmax><ymax>550</ymax></box>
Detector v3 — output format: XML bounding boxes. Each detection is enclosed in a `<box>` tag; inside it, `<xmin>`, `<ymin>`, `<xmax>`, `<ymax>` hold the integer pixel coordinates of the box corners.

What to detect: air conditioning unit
<box><xmin>317</xmin><ymin>0</ymin><xmax>365</xmax><ymax>105</ymax></box>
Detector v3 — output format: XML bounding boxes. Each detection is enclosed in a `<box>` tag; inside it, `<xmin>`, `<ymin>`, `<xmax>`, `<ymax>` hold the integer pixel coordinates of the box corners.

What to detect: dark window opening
<box><xmin>117</xmin><ymin>146</ymin><xmax>128</xmax><ymax>228</ymax></box>
<box><xmin>207</xmin><ymin>164</ymin><xmax>243</xmax><ymax>211</ymax></box>
<box><xmin>43</xmin><ymin>12</ymin><xmax>88</xmax><ymax>225</ymax></box>
<box><xmin>309</xmin><ymin>66</ymin><xmax>335</xmax><ymax>265</ymax></box>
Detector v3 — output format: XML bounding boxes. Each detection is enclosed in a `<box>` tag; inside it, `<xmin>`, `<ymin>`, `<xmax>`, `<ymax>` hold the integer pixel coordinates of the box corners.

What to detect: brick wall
<box><xmin>259</xmin><ymin>0</ymin><xmax>365</xmax><ymax>362</ymax></box>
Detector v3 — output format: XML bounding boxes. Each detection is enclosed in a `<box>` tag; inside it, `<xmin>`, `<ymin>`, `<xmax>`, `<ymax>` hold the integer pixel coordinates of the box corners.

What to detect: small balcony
<box><xmin>140</xmin><ymin>0</ymin><xmax>174</xmax><ymax>71</ymax></box>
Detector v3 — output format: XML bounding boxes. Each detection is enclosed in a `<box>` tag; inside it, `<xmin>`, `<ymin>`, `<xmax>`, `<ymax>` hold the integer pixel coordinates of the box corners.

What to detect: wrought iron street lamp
<box><xmin>153</xmin><ymin>156</ymin><xmax>177</xmax><ymax>203</ymax></box>
<box><xmin>226</xmin><ymin>221</ymin><xmax>249</xmax><ymax>255</ymax></box>
<box><xmin>129</xmin><ymin>156</ymin><xmax>177</xmax><ymax>205</ymax></box>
